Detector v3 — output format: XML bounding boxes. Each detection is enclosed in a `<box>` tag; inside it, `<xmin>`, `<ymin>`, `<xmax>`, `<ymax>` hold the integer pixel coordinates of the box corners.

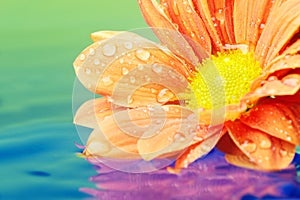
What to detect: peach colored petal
<box><xmin>226</xmin><ymin>121</ymin><xmax>296</xmax><ymax>170</ymax></box>
<box><xmin>192</xmin><ymin>0</ymin><xmax>224</xmax><ymax>52</ymax></box>
<box><xmin>168</xmin><ymin>125</ymin><xmax>225</xmax><ymax>174</ymax></box>
<box><xmin>137</xmin><ymin>105</ymin><xmax>201</xmax><ymax>160</ymax></box>
<box><xmin>255</xmin><ymin>0</ymin><xmax>300</xmax><ymax>67</ymax></box>
<box><xmin>74</xmin><ymin>31</ymin><xmax>193</xmax><ymax>107</ymax></box>
<box><xmin>282</xmin><ymin>39</ymin><xmax>300</xmax><ymax>55</ymax></box>
<box><xmin>233</xmin><ymin>0</ymin><xmax>250</xmax><ymax>44</ymax></box>
<box><xmin>240</xmin><ymin>102</ymin><xmax>300</xmax><ymax>145</ymax></box>
<box><xmin>138</xmin><ymin>0</ymin><xmax>200</xmax><ymax>65</ymax></box>
<box><xmin>246</xmin><ymin>73</ymin><xmax>300</xmax><ymax>103</ymax></box>
<box><xmin>83</xmin><ymin>129</ymin><xmax>141</xmax><ymax>159</ymax></box>
<box><xmin>164</xmin><ymin>0</ymin><xmax>212</xmax><ymax>53</ymax></box>
<box><xmin>73</xmin><ymin>98</ymin><xmax>113</xmax><ymax>128</ymax></box>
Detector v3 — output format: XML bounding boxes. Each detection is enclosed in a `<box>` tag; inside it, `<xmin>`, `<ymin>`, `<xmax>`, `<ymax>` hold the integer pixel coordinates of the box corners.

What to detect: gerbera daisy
<box><xmin>73</xmin><ymin>0</ymin><xmax>300</xmax><ymax>173</ymax></box>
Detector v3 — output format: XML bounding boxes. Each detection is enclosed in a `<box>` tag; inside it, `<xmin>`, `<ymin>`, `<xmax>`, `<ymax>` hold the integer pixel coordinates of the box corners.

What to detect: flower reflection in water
<box><xmin>80</xmin><ymin>150</ymin><xmax>300</xmax><ymax>200</ymax></box>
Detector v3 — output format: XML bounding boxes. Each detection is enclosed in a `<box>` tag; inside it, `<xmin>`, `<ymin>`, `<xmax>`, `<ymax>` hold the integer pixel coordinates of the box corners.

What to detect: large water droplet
<box><xmin>85</xmin><ymin>68</ymin><xmax>91</xmax><ymax>75</ymax></box>
<box><xmin>136</xmin><ymin>49</ymin><xmax>151</xmax><ymax>61</ymax></box>
<box><xmin>130</xmin><ymin>76</ymin><xmax>136</xmax><ymax>84</ymax></box>
<box><xmin>259</xmin><ymin>139</ymin><xmax>271</xmax><ymax>149</ymax></box>
<box><xmin>283</xmin><ymin>78</ymin><xmax>298</xmax><ymax>87</ymax></box>
<box><xmin>103</xmin><ymin>44</ymin><xmax>117</xmax><ymax>56</ymax></box>
<box><xmin>241</xmin><ymin>140</ymin><xmax>257</xmax><ymax>153</ymax></box>
<box><xmin>157</xmin><ymin>88</ymin><xmax>174</xmax><ymax>103</ymax></box>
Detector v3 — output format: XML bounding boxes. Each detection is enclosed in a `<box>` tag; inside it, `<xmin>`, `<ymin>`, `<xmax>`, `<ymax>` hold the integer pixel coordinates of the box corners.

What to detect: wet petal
<box><xmin>74</xmin><ymin>98</ymin><xmax>113</xmax><ymax>128</ymax></box>
<box><xmin>74</xmin><ymin>31</ymin><xmax>193</xmax><ymax>107</ymax></box>
<box><xmin>246</xmin><ymin>73</ymin><xmax>300</xmax><ymax>103</ymax></box>
<box><xmin>240</xmin><ymin>102</ymin><xmax>300</xmax><ymax>145</ymax></box>
<box><xmin>137</xmin><ymin>105</ymin><xmax>201</xmax><ymax>160</ymax></box>
<box><xmin>216</xmin><ymin>132</ymin><xmax>243</xmax><ymax>156</ymax></box>
<box><xmin>164</xmin><ymin>0</ymin><xmax>211</xmax><ymax>53</ymax></box>
<box><xmin>255</xmin><ymin>0</ymin><xmax>300</xmax><ymax>66</ymax></box>
<box><xmin>138</xmin><ymin>0</ymin><xmax>200</xmax><ymax>65</ymax></box>
<box><xmin>226</xmin><ymin>121</ymin><xmax>295</xmax><ymax>170</ymax></box>
<box><xmin>192</xmin><ymin>0</ymin><xmax>225</xmax><ymax>51</ymax></box>
<box><xmin>168</xmin><ymin>125</ymin><xmax>224</xmax><ymax>174</ymax></box>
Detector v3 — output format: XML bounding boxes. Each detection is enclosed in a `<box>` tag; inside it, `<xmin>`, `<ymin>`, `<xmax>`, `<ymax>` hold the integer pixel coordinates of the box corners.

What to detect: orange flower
<box><xmin>73</xmin><ymin>0</ymin><xmax>300</xmax><ymax>173</ymax></box>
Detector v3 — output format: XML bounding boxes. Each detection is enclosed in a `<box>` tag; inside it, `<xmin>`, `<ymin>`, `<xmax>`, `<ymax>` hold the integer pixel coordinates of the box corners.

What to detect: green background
<box><xmin>0</xmin><ymin>0</ymin><xmax>146</xmax><ymax>199</ymax></box>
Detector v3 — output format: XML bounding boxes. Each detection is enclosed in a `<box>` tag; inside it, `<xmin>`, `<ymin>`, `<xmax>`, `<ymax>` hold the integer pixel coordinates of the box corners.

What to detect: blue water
<box><xmin>0</xmin><ymin>122</ymin><xmax>95</xmax><ymax>199</ymax></box>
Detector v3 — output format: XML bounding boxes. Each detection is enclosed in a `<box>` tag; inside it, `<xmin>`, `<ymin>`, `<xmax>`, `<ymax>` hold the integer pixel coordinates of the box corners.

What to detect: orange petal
<box><xmin>226</xmin><ymin>121</ymin><xmax>296</xmax><ymax>170</ymax></box>
<box><xmin>255</xmin><ymin>0</ymin><xmax>300</xmax><ymax>66</ymax></box>
<box><xmin>137</xmin><ymin>105</ymin><xmax>201</xmax><ymax>160</ymax></box>
<box><xmin>138</xmin><ymin>0</ymin><xmax>200</xmax><ymax>65</ymax></box>
<box><xmin>168</xmin><ymin>125</ymin><xmax>224</xmax><ymax>174</ymax></box>
<box><xmin>74</xmin><ymin>31</ymin><xmax>193</xmax><ymax>107</ymax></box>
<box><xmin>246</xmin><ymin>73</ymin><xmax>300</xmax><ymax>103</ymax></box>
<box><xmin>216</xmin><ymin>132</ymin><xmax>244</xmax><ymax>156</ymax></box>
<box><xmin>240</xmin><ymin>102</ymin><xmax>300</xmax><ymax>145</ymax></box>
<box><xmin>164</xmin><ymin>0</ymin><xmax>212</xmax><ymax>54</ymax></box>
<box><xmin>192</xmin><ymin>0</ymin><xmax>225</xmax><ymax>52</ymax></box>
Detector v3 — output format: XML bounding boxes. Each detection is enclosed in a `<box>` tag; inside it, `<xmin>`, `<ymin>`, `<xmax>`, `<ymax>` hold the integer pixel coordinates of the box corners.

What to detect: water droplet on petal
<box><xmin>283</xmin><ymin>78</ymin><xmax>298</xmax><ymax>87</ymax></box>
<box><xmin>174</xmin><ymin>132</ymin><xmax>185</xmax><ymax>142</ymax></box>
<box><xmin>103</xmin><ymin>44</ymin><xmax>116</xmax><ymax>56</ymax></box>
<box><xmin>130</xmin><ymin>76</ymin><xmax>136</xmax><ymax>84</ymax></box>
<box><xmin>157</xmin><ymin>88</ymin><xmax>174</xmax><ymax>103</ymax></box>
<box><xmin>286</xmin><ymin>136</ymin><xmax>292</xmax><ymax>141</ymax></box>
<box><xmin>127</xmin><ymin>95</ymin><xmax>133</xmax><ymax>104</ymax></box>
<box><xmin>241</xmin><ymin>140</ymin><xmax>257</xmax><ymax>153</ymax></box>
<box><xmin>89</xmin><ymin>48</ymin><xmax>95</xmax><ymax>55</ymax></box>
<box><xmin>138</xmin><ymin>64</ymin><xmax>144</xmax><ymax>70</ymax></box>
<box><xmin>122</xmin><ymin>67</ymin><xmax>129</xmax><ymax>75</ymax></box>
<box><xmin>119</xmin><ymin>58</ymin><xmax>124</xmax><ymax>64</ymax></box>
<box><xmin>124</xmin><ymin>41</ymin><xmax>133</xmax><ymax>50</ymax></box>
<box><xmin>102</xmin><ymin>76</ymin><xmax>113</xmax><ymax>86</ymax></box>
<box><xmin>85</xmin><ymin>68</ymin><xmax>91</xmax><ymax>75</ymax></box>
<box><xmin>259</xmin><ymin>139</ymin><xmax>271</xmax><ymax>149</ymax></box>
<box><xmin>79</xmin><ymin>54</ymin><xmax>85</xmax><ymax>61</ymax></box>
<box><xmin>152</xmin><ymin>64</ymin><xmax>163</xmax><ymax>73</ymax></box>
<box><xmin>94</xmin><ymin>59</ymin><xmax>100</xmax><ymax>65</ymax></box>
<box><xmin>260</xmin><ymin>23</ymin><xmax>265</xmax><ymax>29</ymax></box>
<box><xmin>136</xmin><ymin>49</ymin><xmax>151</xmax><ymax>61</ymax></box>
<box><xmin>215</xmin><ymin>8</ymin><xmax>224</xmax><ymax>22</ymax></box>
<box><xmin>279</xmin><ymin>149</ymin><xmax>287</xmax><ymax>157</ymax></box>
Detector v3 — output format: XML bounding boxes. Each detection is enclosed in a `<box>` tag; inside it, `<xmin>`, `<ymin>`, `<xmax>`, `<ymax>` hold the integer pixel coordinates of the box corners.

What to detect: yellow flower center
<box><xmin>188</xmin><ymin>50</ymin><xmax>261</xmax><ymax>110</ymax></box>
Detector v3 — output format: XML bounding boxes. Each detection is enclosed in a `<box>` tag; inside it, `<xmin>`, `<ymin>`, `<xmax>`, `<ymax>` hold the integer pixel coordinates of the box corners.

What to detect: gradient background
<box><xmin>0</xmin><ymin>1</ymin><xmax>146</xmax><ymax>199</ymax></box>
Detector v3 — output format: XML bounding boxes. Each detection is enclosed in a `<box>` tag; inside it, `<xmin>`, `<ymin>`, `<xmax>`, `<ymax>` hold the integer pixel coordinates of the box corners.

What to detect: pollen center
<box><xmin>189</xmin><ymin>50</ymin><xmax>261</xmax><ymax>110</ymax></box>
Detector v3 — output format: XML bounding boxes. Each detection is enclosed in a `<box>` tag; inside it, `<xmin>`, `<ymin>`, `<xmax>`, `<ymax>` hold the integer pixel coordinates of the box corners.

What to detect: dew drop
<box><xmin>122</xmin><ymin>67</ymin><xmax>129</xmax><ymax>75</ymax></box>
<box><xmin>138</xmin><ymin>64</ymin><xmax>144</xmax><ymax>70</ymax></box>
<box><xmin>102</xmin><ymin>76</ymin><xmax>113</xmax><ymax>86</ymax></box>
<box><xmin>136</xmin><ymin>49</ymin><xmax>151</xmax><ymax>61</ymax></box>
<box><xmin>85</xmin><ymin>68</ymin><xmax>91</xmax><ymax>75</ymax></box>
<box><xmin>130</xmin><ymin>76</ymin><xmax>136</xmax><ymax>84</ymax></box>
<box><xmin>89</xmin><ymin>48</ymin><xmax>95</xmax><ymax>55</ymax></box>
<box><xmin>241</xmin><ymin>140</ymin><xmax>257</xmax><ymax>153</ymax></box>
<box><xmin>96</xmin><ymin>69</ymin><xmax>101</xmax><ymax>74</ymax></box>
<box><xmin>286</xmin><ymin>136</ymin><xmax>292</xmax><ymax>141</ymax></box>
<box><xmin>79</xmin><ymin>54</ymin><xmax>85</xmax><ymax>61</ymax></box>
<box><xmin>94</xmin><ymin>59</ymin><xmax>100</xmax><ymax>66</ymax></box>
<box><xmin>215</xmin><ymin>8</ymin><xmax>224</xmax><ymax>22</ymax></box>
<box><xmin>157</xmin><ymin>88</ymin><xmax>174</xmax><ymax>103</ymax></box>
<box><xmin>127</xmin><ymin>95</ymin><xmax>133</xmax><ymax>104</ymax></box>
<box><xmin>152</xmin><ymin>64</ymin><xmax>163</xmax><ymax>73</ymax></box>
<box><xmin>103</xmin><ymin>44</ymin><xmax>117</xmax><ymax>56</ymax></box>
<box><xmin>119</xmin><ymin>58</ymin><xmax>124</xmax><ymax>64</ymax></box>
<box><xmin>283</xmin><ymin>78</ymin><xmax>298</xmax><ymax>87</ymax></box>
<box><xmin>124</xmin><ymin>41</ymin><xmax>133</xmax><ymax>50</ymax></box>
<box><xmin>259</xmin><ymin>139</ymin><xmax>271</xmax><ymax>149</ymax></box>
<box><xmin>260</xmin><ymin>23</ymin><xmax>265</xmax><ymax>29</ymax></box>
<box><xmin>279</xmin><ymin>149</ymin><xmax>287</xmax><ymax>157</ymax></box>
<box><xmin>174</xmin><ymin>132</ymin><xmax>185</xmax><ymax>142</ymax></box>
<box><xmin>268</xmin><ymin>76</ymin><xmax>277</xmax><ymax>81</ymax></box>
